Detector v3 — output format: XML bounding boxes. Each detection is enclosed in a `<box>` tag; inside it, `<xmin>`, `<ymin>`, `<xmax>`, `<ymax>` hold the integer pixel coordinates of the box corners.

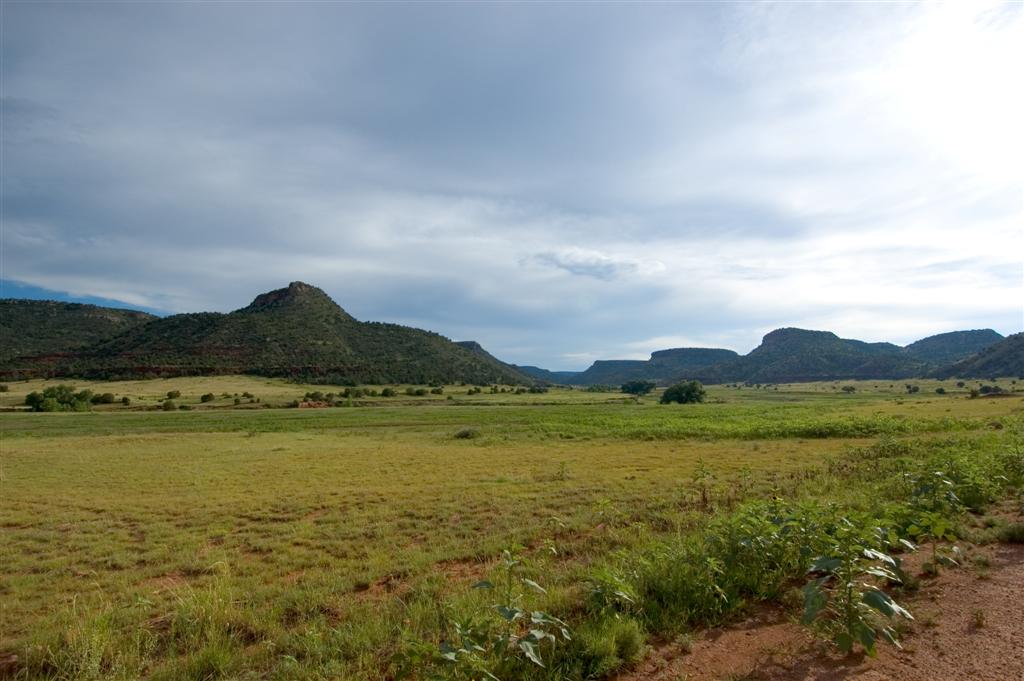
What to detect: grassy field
<box><xmin>1</xmin><ymin>377</ymin><xmax>1022</xmax><ymax>680</ymax></box>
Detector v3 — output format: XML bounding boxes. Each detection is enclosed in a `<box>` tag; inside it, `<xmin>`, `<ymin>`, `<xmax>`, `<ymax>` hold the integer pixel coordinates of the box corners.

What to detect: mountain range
<box><xmin>1</xmin><ymin>283</ymin><xmax>1019</xmax><ymax>384</ymax></box>
<box><xmin>0</xmin><ymin>283</ymin><xmax>529</xmax><ymax>385</ymax></box>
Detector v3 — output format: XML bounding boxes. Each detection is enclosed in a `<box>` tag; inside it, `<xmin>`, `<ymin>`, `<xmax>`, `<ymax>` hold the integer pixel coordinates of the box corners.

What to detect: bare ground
<box><xmin>619</xmin><ymin>542</ymin><xmax>1024</xmax><ymax>681</ymax></box>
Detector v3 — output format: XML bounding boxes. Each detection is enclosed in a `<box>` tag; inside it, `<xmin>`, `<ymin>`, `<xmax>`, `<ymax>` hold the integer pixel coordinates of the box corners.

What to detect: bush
<box><xmin>935</xmin><ymin>387</ymin><xmax>946</xmax><ymax>394</ymax></box>
<box><xmin>166</xmin><ymin>390</ymin><xmax>181</xmax><ymax>399</ymax></box>
<box><xmin>121</xmin><ymin>396</ymin><xmax>131</xmax><ymax>406</ymax></box>
<box><xmin>621</xmin><ymin>380</ymin><xmax>656</xmax><ymax>396</ymax></box>
<box><xmin>0</xmin><ymin>384</ymin><xmax>8</xmax><ymax>392</ymax></box>
<box><xmin>430</xmin><ymin>387</ymin><xmax>444</xmax><ymax>395</ymax></box>
<box><xmin>841</xmin><ymin>386</ymin><xmax>856</xmax><ymax>394</ymax></box>
<box><xmin>381</xmin><ymin>388</ymin><xmax>396</xmax><ymax>397</ymax></box>
<box><xmin>660</xmin><ymin>380</ymin><xmax>706</xmax><ymax>405</ymax></box>
<box><xmin>200</xmin><ymin>393</ymin><xmax>215</xmax><ymax>403</ymax></box>
<box><xmin>453</xmin><ymin>428</ymin><xmax>480</xmax><ymax>440</ymax></box>
<box><xmin>91</xmin><ymin>392</ymin><xmax>117</xmax><ymax>404</ymax></box>
<box><xmin>24</xmin><ymin>385</ymin><xmax>92</xmax><ymax>412</ymax></box>
<box><xmin>162</xmin><ymin>400</ymin><xmax>177</xmax><ymax>411</ymax></box>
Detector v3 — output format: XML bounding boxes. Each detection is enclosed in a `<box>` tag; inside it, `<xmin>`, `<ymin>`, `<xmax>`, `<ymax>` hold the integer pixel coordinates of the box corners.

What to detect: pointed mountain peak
<box><xmin>240</xmin><ymin>282</ymin><xmax>353</xmax><ymax>319</ymax></box>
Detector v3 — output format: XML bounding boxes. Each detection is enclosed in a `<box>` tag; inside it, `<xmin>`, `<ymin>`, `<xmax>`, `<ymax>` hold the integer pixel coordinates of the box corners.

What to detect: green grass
<box><xmin>1</xmin><ymin>378</ymin><xmax>1022</xmax><ymax>679</ymax></box>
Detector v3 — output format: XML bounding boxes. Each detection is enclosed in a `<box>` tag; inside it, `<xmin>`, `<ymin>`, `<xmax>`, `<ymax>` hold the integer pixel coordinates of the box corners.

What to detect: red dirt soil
<box><xmin>619</xmin><ymin>542</ymin><xmax>1024</xmax><ymax>681</ymax></box>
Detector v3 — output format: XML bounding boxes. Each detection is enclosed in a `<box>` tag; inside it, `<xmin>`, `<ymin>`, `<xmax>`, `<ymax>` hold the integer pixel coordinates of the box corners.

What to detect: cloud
<box><xmin>530</xmin><ymin>248</ymin><xmax>663</xmax><ymax>281</ymax></box>
<box><xmin>2</xmin><ymin>2</ymin><xmax>1021</xmax><ymax>370</ymax></box>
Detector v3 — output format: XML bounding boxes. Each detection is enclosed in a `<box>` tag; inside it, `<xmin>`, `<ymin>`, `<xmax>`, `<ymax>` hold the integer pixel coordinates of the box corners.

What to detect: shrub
<box><xmin>121</xmin><ymin>396</ymin><xmax>131</xmax><ymax>406</ymax></box>
<box><xmin>996</xmin><ymin>523</ymin><xmax>1024</xmax><ymax>544</ymax></box>
<box><xmin>935</xmin><ymin>387</ymin><xmax>946</xmax><ymax>394</ymax></box>
<box><xmin>166</xmin><ymin>390</ymin><xmax>181</xmax><ymax>399</ymax></box>
<box><xmin>162</xmin><ymin>400</ymin><xmax>177</xmax><ymax>411</ymax></box>
<box><xmin>660</xmin><ymin>380</ymin><xmax>706</xmax><ymax>405</ymax></box>
<box><xmin>24</xmin><ymin>385</ymin><xmax>92</xmax><ymax>412</ymax></box>
<box><xmin>0</xmin><ymin>384</ymin><xmax>8</xmax><ymax>392</ymax></box>
<box><xmin>381</xmin><ymin>388</ymin><xmax>396</xmax><ymax>397</ymax></box>
<box><xmin>454</xmin><ymin>428</ymin><xmax>480</xmax><ymax>440</ymax></box>
<box><xmin>621</xmin><ymin>381</ymin><xmax>656</xmax><ymax>396</ymax></box>
<box><xmin>200</xmin><ymin>393</ymin><xmax>215</xmax><ymax>403</ymax></box>
<box><xmin>90</xmin><ymin>392</ymin><xmax>117</xmax><ymax>404</ymax></box>
<box><xmin>841</xmin><ymin>386</ymin><xmax>856</xmax><ymax>394</ymax></box>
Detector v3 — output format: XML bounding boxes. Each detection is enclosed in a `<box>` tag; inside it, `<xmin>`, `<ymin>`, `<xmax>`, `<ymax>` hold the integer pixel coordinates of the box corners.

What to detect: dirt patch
<box><xmin>140</xmin><ymin>571</ymin><xmax>188</xmax><ymax>593</ymax></box>
<box><xmin>436</xmin><ymin>555</ymin><xmax>496</xmax><ymax>584</ymax></box>
<box><xmin>303</xmin><ymin>508</ymin><xmax>327</xmax><ymax>522</ymax></box>
<box><xmin>619</xmin><ymin>542</ymin><xmax>1024</xmax><ymax>681</ymax></box>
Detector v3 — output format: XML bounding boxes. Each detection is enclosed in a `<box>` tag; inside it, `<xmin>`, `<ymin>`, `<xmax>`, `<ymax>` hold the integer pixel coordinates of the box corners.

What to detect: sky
<box><xmin>2</xmin><ymin>1</ymin><xmax>1022</xmax><ymax>370</ymax></box>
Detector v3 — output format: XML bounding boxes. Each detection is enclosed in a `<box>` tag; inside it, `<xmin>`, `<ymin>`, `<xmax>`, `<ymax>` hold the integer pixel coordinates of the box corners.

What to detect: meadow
<box><xmin>1</xmin><ymin>377</ymin><xmax>1022</xmax><ymax>680</ymax></box>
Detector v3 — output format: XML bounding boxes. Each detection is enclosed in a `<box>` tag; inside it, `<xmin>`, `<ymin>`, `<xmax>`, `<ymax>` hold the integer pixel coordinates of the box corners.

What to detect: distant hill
<box><xmin>513</xmin><ymin>365</ymin><xmax>583</xmax><ymax>384</ymax></box>
<box><xmin>539</xmin><ymin>347</ymin><xmax>740</xmax><ymax>386</ymax></box>
<box><xmin>454</xmin><ymin>341</ymin><xmax>535</xmax><ymax>382</ymax></box>
<box><xmin>0</xmin><ymin>299</ymin><xmax>156</xmax><ymax>364</ymax></box>
<box><xmin>708</xmin><ymin>328</ymin><xmax>929</xmax><ymax>383</ymax></box>
<box><xmin>647</xmin><ymin>348</ymin><xmax>740</xmax><ymax>381</ymax></box>
<box><xmin>934</xmin><ymin>333</ymin><xmax>1023</xmax><ymax>379</ymax></box>
<box><xmin>903</xmin><ymin>329</ymin><xmax>1004</xmax><ymax>365</ymax></box>
<box><xmin>2</xmin><ymin>283</ymin><xmax>532</xmax><ymax>385</ymax></box>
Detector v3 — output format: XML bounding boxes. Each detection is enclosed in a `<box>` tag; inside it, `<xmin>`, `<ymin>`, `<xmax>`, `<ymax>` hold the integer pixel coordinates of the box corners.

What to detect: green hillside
<box><xmin>0</xmin><ymin>299</ymin><xmax>156</xmax><ymax>364</ymax></box>
<box><xmin>513</xmin><ymin>365</ymin><xmax>583</xmax><ymax>384</ymax></box>
<box><xmin>903</xmin><ymin>329</ymin><xmax>1004</xmax><ymax>365</ymax></box>
<box><xmin>934</xmin><ymin>333</ymin><xmax>1024</xmax><ymax>378</ymax></box>
<box><xmin>704</xmin><ymin>328</ymin><xmax>929</xmax><ymax>383</ymax></box>
<box><xmin>2</xmin><ymin>283</ymin><xmax>531</xmax><ymax>385</ymax></box>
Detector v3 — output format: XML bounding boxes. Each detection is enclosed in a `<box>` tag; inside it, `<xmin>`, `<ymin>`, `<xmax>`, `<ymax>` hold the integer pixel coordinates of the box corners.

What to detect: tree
<box><xmin>660</xmin><ymin>380</ymin><xmax>706</xmax><ymax>405</ymax></box>
<box><xmin>621</xmin><ymin>380</ymin><xmax>656</xmax><ymax>396</ymax></box>
<box><xmin>24</xmin><ymin>384</ymin><xmax>92</xmax><ymax>412</ymax></box>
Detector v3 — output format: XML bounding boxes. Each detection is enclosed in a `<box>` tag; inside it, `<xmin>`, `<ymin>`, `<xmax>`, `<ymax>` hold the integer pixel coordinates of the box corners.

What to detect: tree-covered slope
<box><xmin>903</xmin><ymin>329</ymin><xmax>1004</xmax><ymax>365</ymax></box>
<box><xmin>2</xmin><ymin>283</ymin><xmax>531</xmax><ymax>384</ymax></box>
<box><xmin>567</xmin><ymin>348</ymin><xmax>740</xmax><ymax>386</ymax></box>
<box><xmin>934</xmin><ymin>333</ymin><xmax>1023</xmax><ymax>379</ymax></box>
<box><xmin>0</xmin><ymin>299</ymin><xmax>156</xmax><ymax>364</ymax></box>
<box><xmin>709</xmin><ymin>328</ymin><xmax>929</xmax><ymax>383</ymax></box>
<box><xmin>513</xmin><ymin>365</ymin><xmax>583</xmax><ymax>384</ymax></box>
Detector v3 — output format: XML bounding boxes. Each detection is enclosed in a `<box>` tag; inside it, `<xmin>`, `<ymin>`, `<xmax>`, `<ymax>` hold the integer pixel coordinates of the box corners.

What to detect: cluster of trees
<box><xmin>660</xmin><ymin>380</ymin><xmax>706</xmax><ymax>405</ymax></box>
<box><xmin>24</xmin><ymin>385</ymin><xmax>95</xmax><ymax>412</ymax></box>
<box><xmin>24</xmin><ymin>385</ymin><xmax>130</xmax><ymax>411</ymax></box>
<box><xmin>621</xmin><ymin>380</ymin><xmax>656</xmax><ymax>395</ymax></box>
